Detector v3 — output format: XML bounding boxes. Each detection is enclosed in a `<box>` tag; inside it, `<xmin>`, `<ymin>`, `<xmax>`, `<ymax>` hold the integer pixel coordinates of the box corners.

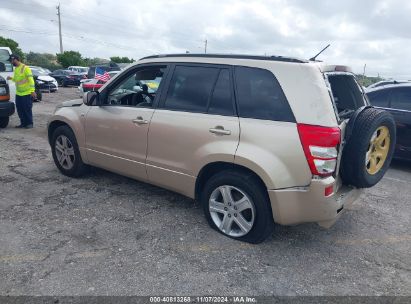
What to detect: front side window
<box><xmin>105</xmin><ymin>66</ymin><xmax>166</xmax><ymax>107</ymax></box>
<box><xmin>391</xmin><ymin>87</ymin><xmax>411</xmax><ymax>111</ymax></box>
<box><xmin>367</xmin><ymin>89</ymin><xmax>390</xmax><ymax>108</ymax></box>
<box><xmin>164</xmin><ymin>66</ymin><xmax>219</xmax><ymax>112</ymax></box>
<box><xmin>234</xmin><ymin>66</ymin><xmax>294</xmax><ymax>122</ymax></box>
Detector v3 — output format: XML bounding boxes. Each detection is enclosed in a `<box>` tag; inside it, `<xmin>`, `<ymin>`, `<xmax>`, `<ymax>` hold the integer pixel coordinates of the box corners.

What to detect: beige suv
<box><xmin>48</xmin><ymin>54</ymin><xmax>396</xmax><ymax>243</ymax></box>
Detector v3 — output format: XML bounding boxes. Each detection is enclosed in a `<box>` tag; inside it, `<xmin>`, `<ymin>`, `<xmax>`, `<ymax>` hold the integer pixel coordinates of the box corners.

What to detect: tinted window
<box><xmin>391</xmin><ymin>88</ymin><xmax>411</xmax><ymax>111</ymax></box>
<box><xmin>164</xmin><ymin>66</ymin><xmax>219</xmax><ymax>112</ymax></box>
<box><xmin>208</xmin><ymin>69</ymin><xmax>234</xmax><ymax>116</ymax></box>
<box><xmin>367</xmin><ymin>89</ymin><xmax>390</xmax><ymax>107</ymax></box>
<box><xmin>234</xmin><ymin>66</ymin><xmax>294</xmax><ymax>122</ymax></box>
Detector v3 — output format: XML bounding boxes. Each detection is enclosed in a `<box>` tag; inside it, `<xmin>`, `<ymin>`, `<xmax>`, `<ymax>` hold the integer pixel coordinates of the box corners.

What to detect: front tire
<box><xmin>0</xmin><ymin>117</ymin><xmax>9</xmax><ymax>128</ymax></box>
<box><xmin>201</xmin><ymin>170</ymin><xmax>274</xmax><ymax>244</ymax></box>
<box><xmin>51</xmin><ymin>125</ymin><xmax>88</xmax><ymax>177</ymax></box>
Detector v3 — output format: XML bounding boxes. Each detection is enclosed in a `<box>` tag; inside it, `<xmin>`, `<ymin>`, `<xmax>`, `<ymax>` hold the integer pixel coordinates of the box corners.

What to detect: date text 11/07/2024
<box><xmin>149</xmin><ymin>296</ymin><xmax>257</xmax><ymax>303</ymax></box>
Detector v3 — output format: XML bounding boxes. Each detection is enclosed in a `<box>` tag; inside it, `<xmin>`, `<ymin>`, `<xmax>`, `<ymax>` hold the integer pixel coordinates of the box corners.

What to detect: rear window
<box><xmin>234</xmin><ymin>66</ymin><xmax>295</xmax><ymax>122</ymax></box>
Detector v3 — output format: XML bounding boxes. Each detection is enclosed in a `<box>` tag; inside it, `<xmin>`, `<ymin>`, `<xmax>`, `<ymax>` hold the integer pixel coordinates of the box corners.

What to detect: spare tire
<box><xmin>340</xmin><ymin>107</ymin><xmax>396</xmax><ymax>188</ymax></box>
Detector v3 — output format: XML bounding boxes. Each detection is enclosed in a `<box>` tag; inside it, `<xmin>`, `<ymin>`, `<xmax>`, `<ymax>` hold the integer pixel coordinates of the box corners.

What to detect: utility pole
<box><xmin>204</xmin><ymin>39</ymin><xmax>207</xmax><ymax>54</ymax></box>
<box><xmin>56</xmin><ymin>4</ymin><xmax>63</xmax><ymax>53</ymax></box>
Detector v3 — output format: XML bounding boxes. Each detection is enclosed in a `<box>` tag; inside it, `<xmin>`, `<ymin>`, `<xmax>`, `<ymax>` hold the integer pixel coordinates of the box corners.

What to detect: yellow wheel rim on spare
<box><xmin>366</xmin><ymin>126</ymin><xmax>390</xmax><ymax>175</ymax></box>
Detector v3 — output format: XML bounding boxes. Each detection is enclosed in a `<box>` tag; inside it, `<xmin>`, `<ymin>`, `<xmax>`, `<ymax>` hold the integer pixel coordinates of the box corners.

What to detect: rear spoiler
<box><xmin>313</xmin><ymin>63</ymin><xmax>353</xmax><ymax>73</ymax></box>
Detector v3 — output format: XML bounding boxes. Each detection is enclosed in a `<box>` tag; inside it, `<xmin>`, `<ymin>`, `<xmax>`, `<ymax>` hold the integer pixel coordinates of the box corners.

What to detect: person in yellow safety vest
<box><xmin>7</xmin><ymin>54</ymin><xmax>36</xmax><ymax>129</ymax></box>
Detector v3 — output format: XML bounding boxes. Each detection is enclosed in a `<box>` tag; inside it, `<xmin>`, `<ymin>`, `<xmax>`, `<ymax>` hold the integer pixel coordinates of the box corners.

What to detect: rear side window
<box><xmin>234</xmin><ymin>66</ymin><xmax>294</xmax><ymax>122</ymax></box>
<box><xmin>391</xmin><ymin>87</ymin><xmax>411</xmax><ymax>111</ymax></box>
<box><xmin>367</xmin><ymin>89</ymin><xmax>390</xmax><ymax>108</ymax></box>
<box><xmin>208</xmin><ymin>69</ymin><xmax>234</xmax><ymax>116</ymax></box>
<box><xmin>164</xmin><ymin>66</ymin><xmax>219</xmax><ymax>112</ymax></box>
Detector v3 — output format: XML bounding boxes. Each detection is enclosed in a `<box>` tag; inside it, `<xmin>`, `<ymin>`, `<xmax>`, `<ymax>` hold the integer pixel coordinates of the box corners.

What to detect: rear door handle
<box><xmin>209</xmin><ymin>126</ymin><xmax>231</xmax><ymax>135</ymax></box>
<box><xmin>132</xmin><ymin>116</ymin><xmax>149</xmax><ymax>125</ymax></box>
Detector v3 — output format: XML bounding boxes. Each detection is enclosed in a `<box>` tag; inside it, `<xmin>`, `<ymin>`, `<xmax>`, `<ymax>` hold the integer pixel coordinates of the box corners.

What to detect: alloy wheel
<box><xmin>55</xmin><ymin>135</ymin><xmax>75</xmax><ymax>170</ymax></box>
<box><xmin>209</xmin><ymin>185</ymin><xmax>256</xmax><ymax>237</ymax></box>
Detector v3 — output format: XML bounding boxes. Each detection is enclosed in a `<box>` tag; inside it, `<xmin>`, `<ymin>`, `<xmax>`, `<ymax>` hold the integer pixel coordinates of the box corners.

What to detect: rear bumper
<box><xmin>0</xmin><ymin>101</ymin><xmax>15</xmax><ymax>117</ymax></box>
<box><xmin>268</xmin><ymin>176</ymin><xmax>362</xmax><ymax>227</ymax></box>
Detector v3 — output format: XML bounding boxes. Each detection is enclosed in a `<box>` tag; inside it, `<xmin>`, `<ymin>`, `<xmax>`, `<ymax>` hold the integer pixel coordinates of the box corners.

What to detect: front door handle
<box><xmin>132</xmin><ymin>116</ymin><xmax>149</xmax><ymax>125</ymax></box>
<box><xmin>209</xmin><ymin>126</ymin><xmax>231</xmax><ymax>135</ymax></box>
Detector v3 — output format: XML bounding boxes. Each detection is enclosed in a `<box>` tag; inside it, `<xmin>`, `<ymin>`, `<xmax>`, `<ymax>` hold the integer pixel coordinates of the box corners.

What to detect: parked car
<box><xmin>31</xmin><ymin>67</ymin><xmax>58</xmax><ymax>92</ymax></box>
<box><xmin>367</xmin><ymin>84</ymin><xmax>411</xmax><ymax>160</ymax></box>
<box><xmin>48</xmin><ymin>54</ymin><xmax>396</xmax><ymax>243</ymax></box>
<box><xmin>0</xmin><ymin>71</ymin><xmax>14</xmax><ymax>128</ymax></box>
<box><xmin>68</xmin><ymin>66</ymin><xmax>89</xmax><ymax>75</ymax></box>
<box><xmin>0</xmin><ymin>47</ymin><xmax>15</xmax><ymax>100</ymax></box>
<box><xmin>78</xmin><ymin>71</ymin><xmax>119</xmax><ymax>97</ymax></box>
<box><xmin>49</xmin><ymin>69</ymin><xmax>85</xmax><ymax>87</ymax></box>
<box><xmin>367</xmin><ymin>80</ymin><xmax>410</xmax><ymax>90</ymax></box>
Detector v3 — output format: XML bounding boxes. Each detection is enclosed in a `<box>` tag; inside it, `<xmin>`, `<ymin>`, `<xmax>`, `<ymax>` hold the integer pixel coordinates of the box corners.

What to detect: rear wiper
<box><xmin>339</xmin><ymin>109</ymin><xmax>355</xmax><ymax>119</ymax></box>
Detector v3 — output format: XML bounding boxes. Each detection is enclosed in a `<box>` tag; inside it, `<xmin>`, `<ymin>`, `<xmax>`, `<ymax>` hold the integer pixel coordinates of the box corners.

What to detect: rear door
<box><xmin>325</xmin><ymin>73</ymin><xmax>368</xmax><ymax>188</ymax></box>
<box><xmin>146</xmin><ymin>64</ymin><xmax>240</xmax><ymax>197</ymax></box>
<box><xmin>389</xmin><ymin>87</ymin><xmax>411</xmax><ymax>157</ymax></box>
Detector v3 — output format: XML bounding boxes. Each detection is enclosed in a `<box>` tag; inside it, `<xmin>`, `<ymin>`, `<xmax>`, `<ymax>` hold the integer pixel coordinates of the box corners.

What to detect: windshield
<box><xmin>0</xmin><ymin>49</ymin><xmax>13</xmax><ymax>72</ymax></box>
<box><xmin>31</xmin><ymin>68</ymin><xmax>48</xmax><ymax>76</ymax></box>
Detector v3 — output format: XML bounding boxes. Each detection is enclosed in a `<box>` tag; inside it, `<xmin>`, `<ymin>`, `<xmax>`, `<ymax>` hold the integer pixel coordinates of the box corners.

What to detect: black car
<box><xmin>49</xmin><ymin>69</ymin><xmax>85</xmax><ymax>87</ymax></box>
<box><xmin>0</xmin><ymin>74</ymin><xmax>15</xmax><ymax>128</ymax></box>
<box><xmin>367</xmin><ymin>84</ymin><xmax>411</xmax><ymax>160</ymax></box>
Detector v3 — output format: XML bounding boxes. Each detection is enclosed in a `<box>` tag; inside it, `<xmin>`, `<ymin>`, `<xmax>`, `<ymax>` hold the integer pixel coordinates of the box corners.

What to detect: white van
<box><xmin>0</xmin><ymin>47</ymin><xmax>15</xmax><ymax>101</ymax></box>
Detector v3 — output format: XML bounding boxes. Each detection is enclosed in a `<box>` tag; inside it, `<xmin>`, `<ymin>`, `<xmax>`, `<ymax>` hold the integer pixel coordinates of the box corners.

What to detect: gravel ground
<box><xmin>0</xmin><ymin>88</ymin><xmax>410</xmax><ymax>296</ymax></box>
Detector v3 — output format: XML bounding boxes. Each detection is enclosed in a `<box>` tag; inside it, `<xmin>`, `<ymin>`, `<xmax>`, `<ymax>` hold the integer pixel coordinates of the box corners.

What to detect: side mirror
<box><xmin>83</xmin><ymin>91</ymin><xmax>99</xmax><ymax>106</ymax></box>
<box><xmin>0</xmin><ymin>62</ymin><xmax>5</xmax><ymax>72</ymax></box>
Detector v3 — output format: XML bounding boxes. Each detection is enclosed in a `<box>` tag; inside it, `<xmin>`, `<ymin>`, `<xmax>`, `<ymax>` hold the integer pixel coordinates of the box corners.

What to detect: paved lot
<box><xmin>0</xmin><ymin>88</ymin><xmax>410</xmax><ymax>296</ymax></box>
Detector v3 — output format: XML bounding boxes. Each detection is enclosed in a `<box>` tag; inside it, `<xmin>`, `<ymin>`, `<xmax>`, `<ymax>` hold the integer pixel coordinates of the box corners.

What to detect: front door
<box><xmin>85</xmin><ymin>65</ymin><xmax>168</xmax><ymax>181</ymax></box>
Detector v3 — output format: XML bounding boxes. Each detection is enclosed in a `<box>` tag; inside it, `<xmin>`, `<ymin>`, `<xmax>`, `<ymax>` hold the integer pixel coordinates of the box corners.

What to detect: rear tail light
<box><xmin>297</xmin><ymin>124</ymin><xmax>341</xmax><ymax>177</ymax></box>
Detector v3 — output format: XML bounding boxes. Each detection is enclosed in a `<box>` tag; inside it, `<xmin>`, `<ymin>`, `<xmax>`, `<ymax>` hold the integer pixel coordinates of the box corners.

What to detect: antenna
<box><xmin>309</xmin><ymin>44</ymin><xmax>330</xmax><ymax>61</ymax></box>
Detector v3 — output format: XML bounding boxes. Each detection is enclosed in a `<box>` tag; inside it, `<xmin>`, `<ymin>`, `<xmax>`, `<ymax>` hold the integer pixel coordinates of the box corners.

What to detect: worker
<box><xmin>7</xmin><ymin>54</ymin><xmax>36</xmax><ymax>129</ymax></box>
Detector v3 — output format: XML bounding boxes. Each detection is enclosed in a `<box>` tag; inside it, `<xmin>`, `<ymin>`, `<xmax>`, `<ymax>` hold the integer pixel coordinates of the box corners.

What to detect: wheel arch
<box><xmin>48</xmin><ymin>120</ymin><xmax>70</xmax><ymax>145</ymax></box>
<box><xmin>195</xmin><ymin>161</ymin><xmax>268</xmax><ymax>202</ymax></box>
<box><xmin>48</xmin><ymin>118</ymin><xmax>88</xmax><ymax>163</ymax></box>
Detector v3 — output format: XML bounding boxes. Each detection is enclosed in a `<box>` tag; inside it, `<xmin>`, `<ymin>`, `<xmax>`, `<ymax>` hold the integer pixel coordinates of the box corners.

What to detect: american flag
<box><xmin>95</xmin><ymin>67</ymin><xmax>110</xmax><ymax>82</ymax></box>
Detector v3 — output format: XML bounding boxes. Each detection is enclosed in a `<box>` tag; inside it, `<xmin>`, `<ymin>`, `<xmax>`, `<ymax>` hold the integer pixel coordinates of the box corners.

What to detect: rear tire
<box><xmin>0</xmin><ymin>117</ymin><xmax>9</xmax><ymax>128</ymax></box>
<box><xmin>51</xmin><ymin>125</ymin><xmax>88</xmax><ymax>177</ymax></box>
<box><xmin>340</xmin><ymin>107</ymin><xmax>396</xmax><ymax>188</ymax></box>
<box><xmin>201</xmin><ymin>170</ymin><xmax>274</xmax><ymax>244</ymax></box>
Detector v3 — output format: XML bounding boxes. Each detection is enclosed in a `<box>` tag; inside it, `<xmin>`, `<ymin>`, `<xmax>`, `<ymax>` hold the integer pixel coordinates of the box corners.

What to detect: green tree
<box><xmin>110</xmin><ymin>56</ymin><xmax>134</xmax><ymax>63</ymax></box>
<box><xmin>0</xmin><ymin>36</ymin><xmax>25</xmax><ymax>61</ymax></box>
<box><xmin>83</xmin><ymin>57</ymin><xmax>110</xmax><ymax>66</ymax></box>
<box><xmin>25</xmin><ymin>52</ymin><xmax>62</xmax><ymax>71</ymax></box>
<box><xmin>56</xmin><ymin>51</ymin><xmax>84</xmax><ymax>68</ymax></box>
<box><xmin>356</xmin><ymin>75</ymin><xmax>384</xmax><ymax>88</ymax></box>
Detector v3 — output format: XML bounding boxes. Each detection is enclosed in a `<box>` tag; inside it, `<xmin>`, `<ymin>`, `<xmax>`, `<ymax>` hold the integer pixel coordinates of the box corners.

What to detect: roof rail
<box><xmin>139</xmin><ymin>53</ymin><xmax>308</xmax><ymax>64</ymax></box>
